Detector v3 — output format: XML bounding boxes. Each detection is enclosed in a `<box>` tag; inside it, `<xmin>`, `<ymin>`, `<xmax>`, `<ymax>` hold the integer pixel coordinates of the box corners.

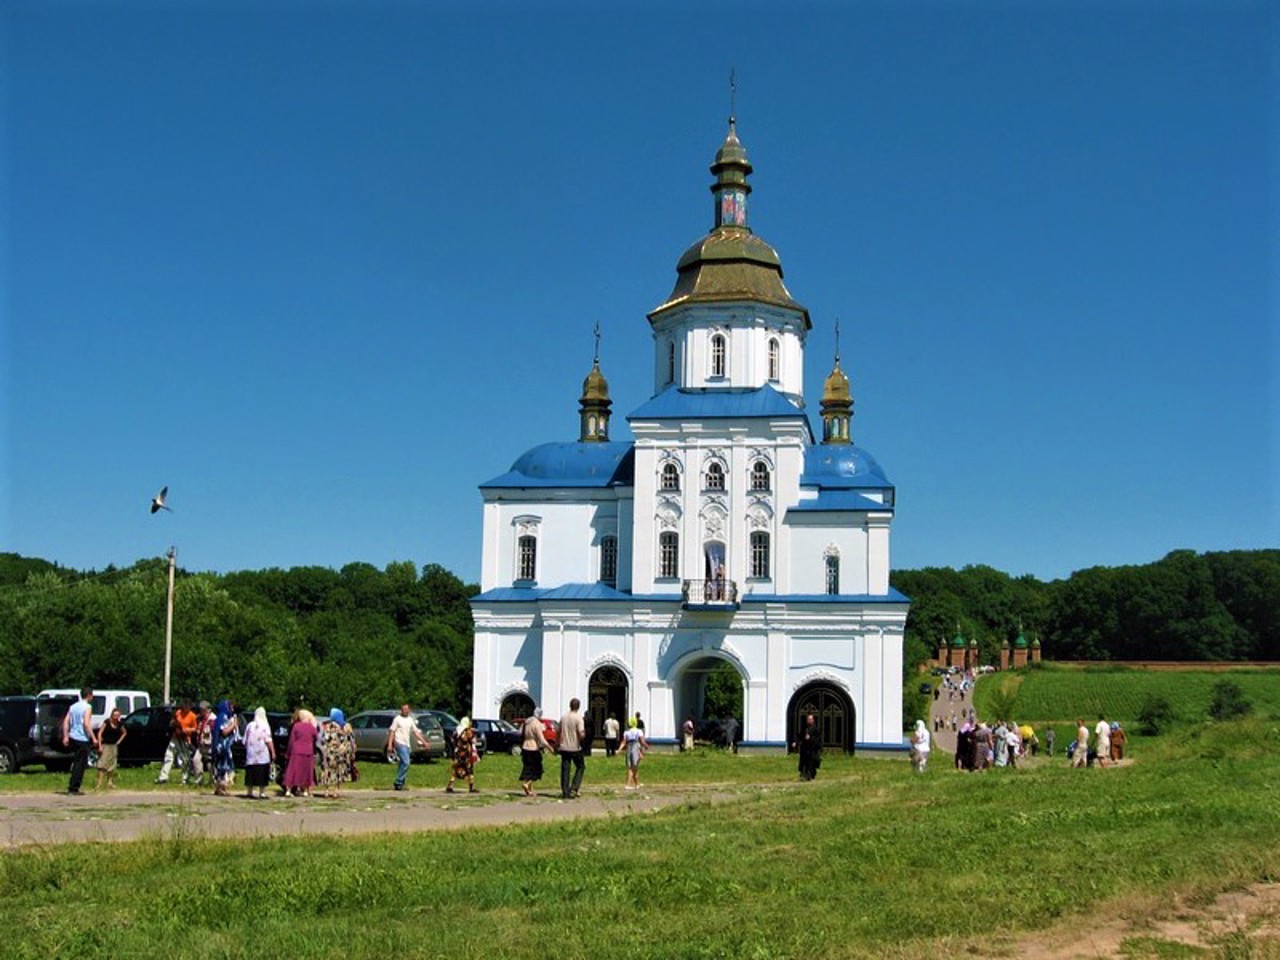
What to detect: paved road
<box><xmin>927</xmin><ymin>677</ymin><xmax>974</xmax><ymax>755</ymax></box>
<box><xmin>0</xmin><ymin>782</ymin><xmax>751</xmax><ymax>848</ymax></box>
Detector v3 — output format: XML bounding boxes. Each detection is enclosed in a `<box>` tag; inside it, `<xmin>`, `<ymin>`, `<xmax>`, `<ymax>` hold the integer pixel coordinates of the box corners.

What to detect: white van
<box><xmin>37</xmin><ymin>689</ymin><xmax>151</xmax><ymax>730</ymax></box>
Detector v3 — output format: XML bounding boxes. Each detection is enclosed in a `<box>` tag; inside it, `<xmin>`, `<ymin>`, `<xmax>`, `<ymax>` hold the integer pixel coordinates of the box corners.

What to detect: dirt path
<box><xmin>0</xmin><ymin>783</ymin><xmax>739</xmax><ymax>848</ymax></box>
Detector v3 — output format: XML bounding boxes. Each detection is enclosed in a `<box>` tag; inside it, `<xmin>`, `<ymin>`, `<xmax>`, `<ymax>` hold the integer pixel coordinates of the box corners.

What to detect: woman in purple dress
<box><xmin>281</xmin><ymin>708</ymin><xmax>318</xmax><ymax>797</ymax></box>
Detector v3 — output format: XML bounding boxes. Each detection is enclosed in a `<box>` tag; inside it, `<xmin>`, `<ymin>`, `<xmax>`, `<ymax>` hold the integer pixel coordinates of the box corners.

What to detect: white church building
<box><xmin>470</xmin><ymin>120</ymin><xmax>910</xmax><ymax>752</ymax></box>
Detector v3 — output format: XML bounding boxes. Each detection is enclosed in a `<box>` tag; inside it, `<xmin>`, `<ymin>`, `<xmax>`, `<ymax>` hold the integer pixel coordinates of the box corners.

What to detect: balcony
<box><xmin>681</xmin><ymin>579</ymin><xmax>739</xmax><ymax>611</ymax></box>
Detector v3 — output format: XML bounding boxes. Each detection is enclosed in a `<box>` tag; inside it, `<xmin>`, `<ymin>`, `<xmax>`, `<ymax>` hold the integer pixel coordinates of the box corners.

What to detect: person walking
<box><xmin>189</xmin><ymin>701</ymin><xmax>214</xmax><ymax>787</ymax></box>
<box><xmin>282</xmin><ymin>708</ymin><xmax>319</xmax><ymax>797</ymax></box>
<box><xmin>622</xmin><ymin>716</ymin><xmax>648</xmax><ymax>789</ymax></box>
<box><xmin>1045</xmin><ymin>725</ymin><xmax>1056</xmax><ymax>757</ymax></box>
<box><xmin>61</xmin><ymin>687</ymin><xmax>94</xmax><ymax>796</ymax></box>
<box><xmin>386</xmin><ymin>703</ymin><xmax>430</xmax><ymax>792</ymax></box>
<box><xmin>558</xmin><ymin>697</ymin><xmax>586</xmax><ymax>799</ymax></box>
<box><xmin>1110</xmin><ymin>722</ymin><xmax>1127</xmax><ymax>762</ymax></box>
<box><xmin>681</xmin><ymin>714</ymin><xmax>695</xmax><ymax>752</ymax></box>
<box><xmin>211</xmin><ymin>700</ymin><xmax>239</xmax><ymax>797</ymax></box>
<box><xmin>155</xmin><ymin>700</ymin><xmax>197</xmax><ymax>785</ymax></box>
<box><xmin>518</xmin><ymin>709</ymin><xmax>553</xmax><ymax>796</ymax></box>
<box><xmin>603</xmin><ymin>713</ymin><xmax>620</xmax><ymax>758</ymax></box>
<box><xmin>795</xmin><ymin>713</ymin><xmax>822</xmax><ymax>781</ymax></box>
<box><xmin>1071</xmin><ymin>718</ymin><xmax>1089</xmax><ymax>769</ymax></box>
<box><xmin>445</xmin><ymin>717</ymin><xmax>481</xmax><ymax>794</ymax></box>
<box><xmin>1094</xmin><ymin>715</ymin><xmax>1111</xmax><ymax>769</ymax></box>
<box><xmin>723</xmin><ymin>716</ymin><xmax>740</xmax><ymax>753</ymax></box>
<box><xmin>242</xmin><ymin>706</ymin><xmax>276</xmax><ymax>800</ymax></box>
<box><xmin>318</xmin><ymin>708</ymin><xmax>355</xmax><ymax>799</ymax></box>
<box><xmin>909</xmin><ymin>718</ymin><xmax>930</xmax><ymax>774</ymax></box>
<box><xmin>95</xmin><ymin>707</ymin><xmax>127</xmax><ymax>790</ymax></box>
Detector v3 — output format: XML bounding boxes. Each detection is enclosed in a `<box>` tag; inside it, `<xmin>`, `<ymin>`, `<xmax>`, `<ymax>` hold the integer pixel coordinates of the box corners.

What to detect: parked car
<box><xmin>416</xmin><ymin>709</ymin><xmax>484</xmax><ymax>758</ymax></box>
<box><xmin>0</xmin><ymin>695</ymin><xmax>78</xmax><ymax>773</ymax></box>
<box><xmin>470</xmin><ymin>718</ymin><xmax>522</xmax><ymax>755</ymax></box>
<box><xmin>117</xmin><ymin>705</ymin><xmax>291</xmax><ymax>773</ymax></box>
<box><xmin>38</xmin><ymin>689</ymin><xmax>151</xmax><ymax>731</ymax></box>
<box><xmin>511</xmin><ymin>716</ymin><xmax>561</xmax><ymax>751</ymax></box>
<box><xmin>347</xmin><ymin>710</ymin><xmax>447</xmax><ymax>762</ymax></box>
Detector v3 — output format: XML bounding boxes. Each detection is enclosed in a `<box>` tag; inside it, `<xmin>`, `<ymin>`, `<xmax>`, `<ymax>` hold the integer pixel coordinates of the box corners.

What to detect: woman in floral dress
<box><xmin>317</xmin><ymin>708</ymin><xmax>355</xmax><ymax>799</ymax></box>
<box><xmin>445</xmin><ymin>717</ymin><xmax>480</xmax><ymax>793</ymax></box>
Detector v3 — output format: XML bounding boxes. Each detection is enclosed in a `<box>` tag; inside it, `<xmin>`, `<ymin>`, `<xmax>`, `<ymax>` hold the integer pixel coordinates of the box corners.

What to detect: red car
<box><xmin>513</xmin><ymin>717</ymin><xmax>559</xmax><ymax>751</ymax></box>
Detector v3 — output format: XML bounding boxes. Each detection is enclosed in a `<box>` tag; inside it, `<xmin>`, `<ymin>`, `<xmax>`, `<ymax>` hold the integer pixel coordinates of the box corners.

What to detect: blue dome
<box><xmin>800</xmin><ymin>445</ymin><xmax>892</xmax><ymax>489</ymax></box>
<box><xmin>482</xmin><ymin>442</ymin><xmax>635</xmax><ymax>489</ymax></box>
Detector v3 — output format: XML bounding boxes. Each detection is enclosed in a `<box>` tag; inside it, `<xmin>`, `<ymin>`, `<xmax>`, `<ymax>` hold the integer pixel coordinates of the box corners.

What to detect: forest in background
<box><xmin>0</xmin><ymin>548</ymin><xmax>1275</xmax><ymax>712</ymax></box>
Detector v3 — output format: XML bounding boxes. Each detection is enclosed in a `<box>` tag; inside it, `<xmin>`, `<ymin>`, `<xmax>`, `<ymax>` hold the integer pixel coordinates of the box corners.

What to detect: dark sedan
<box><xmin>471</xmin><ymin>718</ymin><xmax>522</xmax><ymax>755</ymax></box>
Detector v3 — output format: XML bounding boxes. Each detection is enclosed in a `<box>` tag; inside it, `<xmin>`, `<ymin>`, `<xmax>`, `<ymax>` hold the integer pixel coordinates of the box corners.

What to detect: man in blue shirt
<box><xmin>61</xmin><ymin>687</ymin><xmax>94</xmax><ymax>795</ymax></box>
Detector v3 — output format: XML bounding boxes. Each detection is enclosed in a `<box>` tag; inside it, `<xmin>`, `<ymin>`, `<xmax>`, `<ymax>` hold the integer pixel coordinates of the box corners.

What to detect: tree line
<box><xmin>0</xmin><ymin>548</ymin><xmax>1275</xmax><ymax>710</ymax></box>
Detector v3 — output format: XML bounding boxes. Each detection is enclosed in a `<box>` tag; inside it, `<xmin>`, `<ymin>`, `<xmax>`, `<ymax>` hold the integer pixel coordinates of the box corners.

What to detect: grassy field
<box><xmin>3</xmin><ymin>718</ymin><xmax>1279</xmax><ymax>959</ymax></box>
<box><xmin>973</xmin><ymin>663</ymin><xmax>1280</xmax><ymax>725</ymax></box>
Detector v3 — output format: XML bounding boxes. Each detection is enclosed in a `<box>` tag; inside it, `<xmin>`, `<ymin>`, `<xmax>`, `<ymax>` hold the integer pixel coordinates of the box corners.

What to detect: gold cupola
<box><xmin>579</xmin><ymin>326</ymin><xmax>612</xmax><ymax>442</ymax></box>
<box><xmin>820</xmin><ymin>331</ymin><xmax>853</xmax><ymax>445</ymax></box>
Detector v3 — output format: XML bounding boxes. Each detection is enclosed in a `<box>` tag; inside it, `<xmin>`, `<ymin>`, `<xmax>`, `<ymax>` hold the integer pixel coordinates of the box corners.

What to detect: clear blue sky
<box><xmin>2</xmin><ymin>2</ymin><xmax>1275</xmax><ymax>586</ymax></box>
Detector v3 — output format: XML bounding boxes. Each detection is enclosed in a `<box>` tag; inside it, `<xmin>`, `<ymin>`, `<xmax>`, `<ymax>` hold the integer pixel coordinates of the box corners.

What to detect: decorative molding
<box><xmin>513</xmin><ymin>515</ymin><xmax>542</xmax><ymax>537</ymax></box>
<box><xmin>494</xmin><ymin>679</ymin><xmax>530</xmax><ymax>709</ymax></box>
<box><xmin>585</xmin><ymin>652</ymin><xmax>631</xmax><ymax>679</ymax></box>
<box><xmin>792</xmin><ymin>670</ymin><xmax>851</xmax><ymax>695</ymax></box>
<box><xmin>824</xmin><ymin>542</ymin><xmax>841</xmax><ymax>558</ymax></box>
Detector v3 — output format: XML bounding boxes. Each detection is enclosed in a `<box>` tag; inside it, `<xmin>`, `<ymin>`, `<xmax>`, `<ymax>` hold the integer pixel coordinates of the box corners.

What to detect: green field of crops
<box><xmin>973</xmin><ymin>663</ymin><xmax>1280</xmax><ymax>724</ymax></box>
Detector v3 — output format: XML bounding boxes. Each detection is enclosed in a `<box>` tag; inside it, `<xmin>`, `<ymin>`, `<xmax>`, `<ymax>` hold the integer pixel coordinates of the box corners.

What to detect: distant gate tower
<box><xmin>470</xmin><ymin>118</ymin><xmax>910</xmax><ymax>752</ymax></box>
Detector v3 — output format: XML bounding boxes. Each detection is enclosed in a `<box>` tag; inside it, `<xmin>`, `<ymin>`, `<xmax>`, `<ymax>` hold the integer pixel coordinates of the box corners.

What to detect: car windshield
<box><xmin>494</xmin><ymin>719</ymin><xmax>518</xmax><ymax>732</ymax></box>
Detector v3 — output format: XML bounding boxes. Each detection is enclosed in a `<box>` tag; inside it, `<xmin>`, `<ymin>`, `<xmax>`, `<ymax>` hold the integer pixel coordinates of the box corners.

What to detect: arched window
<box><xmin>749</xmin><ymin>531</ymin><xmax>770</xmax><ymax>579</ymax></box>
<box><xmin>710</xmin><ymin>333</ymin><xmax>726</xmax><ymax>378</ymax></box>
<box><xmin>660</xmin><ymin>462</ymin><xmax>681</xmax><ymax>491</ymax></box>
<box><xmin>705</xmin><ymin>462</ymin><xmax>725</xmax><ymax>491</ymax></box>
<box><xmin>768</xmin><ymin>338</ymin><xmax>780</xmax><ymax>381</ymax></box>
<box><xmin>600</xmin><ymin>535</ymin><xmax>618</xmax><ymax>586</ymax></box>
<box><xmin>750</xmin><ymin>460</ymin><xmax>771</xmax><ymax>492</ymax></box>
<box><xmin>517</xmin><ymin>535</ymin><xmax>537</xmax><ymax>582</ymax></box>
<box><xmin>825</xmin><ymin>554</ymin><xmax>840</xmax><ymax>595</ymax></box>
<box><xmin>658</xmin><ymin>531</ymin><xmax>680</xmax><ymax>579</ymax></box>
<box><xmin>667</xmin><ymin>341</ymin><xmax>676</xmax><ymax>384</ymax></box>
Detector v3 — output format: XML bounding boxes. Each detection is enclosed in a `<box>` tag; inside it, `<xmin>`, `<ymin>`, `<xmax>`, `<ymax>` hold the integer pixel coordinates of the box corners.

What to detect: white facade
<box><xmin>471</xmin><ymin>123</ymin><xmax>909</xmax><ymax>751</ymax></box>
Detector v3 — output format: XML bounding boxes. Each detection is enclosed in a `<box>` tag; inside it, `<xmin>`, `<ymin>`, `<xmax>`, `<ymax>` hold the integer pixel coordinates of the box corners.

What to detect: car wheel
<box><xmin>0</xmin><ymin>745</ymin><xmax>16</xmax><ymax>774</ymax></box>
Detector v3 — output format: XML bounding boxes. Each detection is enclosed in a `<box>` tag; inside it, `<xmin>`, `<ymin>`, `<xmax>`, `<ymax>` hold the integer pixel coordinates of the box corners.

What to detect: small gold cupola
<box><xmin>820</xmin><ymin>322</ymin><xmax>853</xmax><ymax>445</ymax></box>
<box><xmin>579</xmin><ymin>324</ymin><xmax>612</xmax><ymax>442</ymax></box>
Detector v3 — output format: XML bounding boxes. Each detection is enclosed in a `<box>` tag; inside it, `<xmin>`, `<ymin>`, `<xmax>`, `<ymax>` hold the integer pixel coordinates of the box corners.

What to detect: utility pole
<box><xmin>163</xmin><ymin>546</ymin><xmax>176</xmax><ymax>705</ymax></box>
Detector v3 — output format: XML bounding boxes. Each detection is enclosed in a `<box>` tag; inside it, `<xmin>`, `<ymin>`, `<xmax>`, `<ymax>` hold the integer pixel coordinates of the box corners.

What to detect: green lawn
<box><xmin>3</xmin><ymin>718</ymin><xmax>1279</xmax><ymax>959</ymax></box>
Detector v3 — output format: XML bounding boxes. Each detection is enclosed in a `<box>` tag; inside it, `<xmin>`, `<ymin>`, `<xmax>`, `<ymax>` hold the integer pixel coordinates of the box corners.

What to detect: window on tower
<box><xmin>517</xmin><ymin>535</ymin><xmax>537</xmax><ymax>583</ymax></box>
<box><xmin>768</xmin><ymin>338</ymin><xmax>780</xmax><ymax>381</ymax></box>
<box><xmin>667</xmin><ymin>341</ymin><xmax>676</xmax><ymax>384</ymax></box>
<box><xmin>705</xmin><ymin>462</ymin><xmax>725</xmax><ymax>491</ymax></box>
<box><xmin>658</xmin><ymin>531</ymin><xmax>679</xmax><ymax>579</ymax></box>
<box><xmin>660</xmin><ymin>462</ymin><xmax>681</xmax><ymax>492</ymax></box>
<box><xmin>710</xmin><ymin>334</ymin><xmax>726</xmax><ymax>379</ymax></box>
<box><xmin>600</xmin><ymin>535</ymin><xmax>618</xmax><ymax>586</ymax></box>
<box><xmin>749</xmin><ymin>531</ymin><xmax>770</xmax><ymax>579</ymax></box>
<box><xmin>825</xmin><ymin>554</ymin><xmax>840</xmax><ymax>595</ymax></box>
<box><xmin>750</xmin><ymin>460</ymin><xmax>771</xmax><ymax>492</ymax></box>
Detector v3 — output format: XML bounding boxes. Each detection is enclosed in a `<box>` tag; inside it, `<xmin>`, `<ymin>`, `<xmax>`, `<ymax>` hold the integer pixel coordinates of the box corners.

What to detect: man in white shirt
<box><xmin>603</xmin><ymin>713</ymin><xmax>620</xmax><ymax>757</ymax></box>
<box><xmin>1094</xmin><ymin>715</ymin><xmax>1111</xmax><ymax>768</ymax></box>
<box><xmin>385</xmin><ymin>704</ymin><xmax>430</xmax><ymax>791</ymax></box>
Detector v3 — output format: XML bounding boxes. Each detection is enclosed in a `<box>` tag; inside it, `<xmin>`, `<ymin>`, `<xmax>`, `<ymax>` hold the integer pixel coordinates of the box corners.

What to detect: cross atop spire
<box><xmin>729</xmin><ymin>68</ymin><xmax>737</xmax><ymax>126</ymax></box>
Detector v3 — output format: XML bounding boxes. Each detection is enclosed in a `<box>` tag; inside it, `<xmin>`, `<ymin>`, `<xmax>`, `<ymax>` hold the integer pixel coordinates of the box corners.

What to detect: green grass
<box><xmin>973</xmin><ymin>664</ymin><xmax>1280</xmax><ymax>726</ymax></box>
<box><xmin>3</xmin><ymin>718</ymin><xmax>1279</xmax><ymax>959</ymax></box>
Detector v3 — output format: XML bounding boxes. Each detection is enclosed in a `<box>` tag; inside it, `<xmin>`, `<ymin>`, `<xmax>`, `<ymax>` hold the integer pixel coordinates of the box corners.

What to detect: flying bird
<box><xmin>150</xmin><ymin>486</ymin><xmax>172</xmax><ymax>514</ymax></box>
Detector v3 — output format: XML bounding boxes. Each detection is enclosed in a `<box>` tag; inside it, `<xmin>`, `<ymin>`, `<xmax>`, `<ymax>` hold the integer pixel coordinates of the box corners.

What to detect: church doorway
<box><xmin>499</xmin><ymin>692</ymin><xmax>535</xmax><ymax>725</ymax></box>
<box><xmin>673</xmin><ymin>656</ymin><xmax>744</xmax><ymax>748</ymax></box>
<box><xmin>587</xmin><ymin>665</ymin><xmax>628</xmax><ymax>748</ymax></box>
<box><xmin>787</xmin><ymin>682</ymin><xmax>855</xmax><ymax>755</ymax></box>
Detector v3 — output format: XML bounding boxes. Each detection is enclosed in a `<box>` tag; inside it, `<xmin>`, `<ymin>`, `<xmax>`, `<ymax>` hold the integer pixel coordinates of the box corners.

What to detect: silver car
<box><xmin>347</xmin><ymin>710</ymin><xmax>447</xmax><ymax>761</ymax></box>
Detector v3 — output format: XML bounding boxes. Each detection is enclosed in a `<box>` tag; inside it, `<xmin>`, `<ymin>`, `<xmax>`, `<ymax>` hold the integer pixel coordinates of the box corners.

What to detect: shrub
<box><xmin>1207</xmin><ymin>680</ymin><xmax>1252</xmax><ymax>721</ymax></box>
<box><xmin>1137</xmin><ymin>694</ymin><xmax>1176</xmax><ymax>735</ymax></box>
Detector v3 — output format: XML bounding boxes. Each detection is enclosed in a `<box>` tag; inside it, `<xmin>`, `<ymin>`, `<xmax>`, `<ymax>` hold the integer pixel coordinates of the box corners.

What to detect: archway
<box><xmin>672</xmin><ymin>654</ymin><xmax>745</xmax><ymax>748</ymax></box>
<box><xmin>787</xmin><ymin>682</ymin><xmax>856</xmax><ymax>755</ymax></box>
<box><xmin>587</xmin><ymin>665</ymin><xmax>628</xmax><ymax>748</ymax></box>
<box><xmin>499</xmin><ymin>692</ymin><xmax>535</xmax><ymax>725</ymax></box>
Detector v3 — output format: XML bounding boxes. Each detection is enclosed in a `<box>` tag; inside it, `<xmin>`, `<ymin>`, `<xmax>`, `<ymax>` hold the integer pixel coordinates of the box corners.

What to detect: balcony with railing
<box><xmin>681</xmin><ymin>578</ymin><xmax>739</xmax><ymax>611</ymax></box>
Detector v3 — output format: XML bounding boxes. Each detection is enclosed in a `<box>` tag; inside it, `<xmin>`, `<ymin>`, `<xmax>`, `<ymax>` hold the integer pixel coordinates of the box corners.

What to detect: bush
<box><xmin>1208</xmin><ymin>680</ymin><xmax>1252</xmax><ymax>721</ymax></box>
<box><xmin>1137</xmin><ymin>694</ymin><xmax>1176</xmax><ymax>735</ymax></box>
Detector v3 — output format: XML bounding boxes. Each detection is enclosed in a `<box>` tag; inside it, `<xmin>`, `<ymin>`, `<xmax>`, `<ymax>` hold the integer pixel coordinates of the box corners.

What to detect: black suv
<box><xmin>118</xmin><ymin>705</ymin><xmax>292</xmax><ymax>770</ymax></box>
<box><xmin>0</xmin><ymin>695</ymin><xmax>78</xmax><ymax>773</ymax></box>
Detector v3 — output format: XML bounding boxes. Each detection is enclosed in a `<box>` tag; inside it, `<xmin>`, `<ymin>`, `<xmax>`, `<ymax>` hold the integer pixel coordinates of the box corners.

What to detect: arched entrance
<box><xmin>672</xmin><ymin>654</ymin><xmax>745</xmax><ymax>748</ymax></box>
<box><xmin>499</xmin><ymin>692</ymin><xmax>535</xmax><ymax>725</ymax></box>
<box><xmin>788</xmin><ymin>682</ymin><xmax>856</xmax><ymax>755</ymax></box>
<box><xmin>587</xmin><ymin>665</ymin><xmax>628</xmax><ymax>748</ymax></box>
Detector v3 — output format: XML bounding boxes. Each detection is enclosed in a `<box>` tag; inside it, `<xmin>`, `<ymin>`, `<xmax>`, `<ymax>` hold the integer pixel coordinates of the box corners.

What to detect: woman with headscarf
<box><xmin>518</xmin><ymin>709</ymin><xmax>552</xmax><ymax>797</ymax></box>
<box><xmin>318</xmin><ymin>708</ymin><xmax>355</xmax><ymax>799</ymax></box>
<box><xmin>909</xmin><ymin>718</ymin><xmax>930</xmax><ymax>774</ymax></box>
<box><xmin>281</xmin><ymin>708</ymin><xmax>318</xmax><ymax>798</ymax></box>
<box><xmin>242</xmin><ymin>706</ymin><xmax>276</xmax><ymax>800</ymax></box>
<box><xmin>622</xmin><ymin>715</ymin><xmax>649</xmax><ymax>790</ymax></box>
<box><xmin>211</xmin><ymin>700</ymin><xmax>239</xmax><ymax>797</ymax></box>
<box><xmin>445</xmin><ymin>717</ymin><xmax>480</xmax><ymax>793</ymax></box>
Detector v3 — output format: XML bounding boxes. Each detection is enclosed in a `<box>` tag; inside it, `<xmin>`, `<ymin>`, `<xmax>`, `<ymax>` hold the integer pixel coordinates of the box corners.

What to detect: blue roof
<box><xmin>785</xmin><ymin>490</ymin><xmax>893</xmax><ymax>516</ymax></box>
<box><xmin>628</xmin><ymin>384</ymin><xmax>805</xmax><ymax>421</ymax></box>
<box><xmin>481</xmin><ymin>442</ymin><xmax>635</xmax><ymax>489</ymax></box>
<box><xmin>800</xmin><ymin>445</ymin><xmax>893</xmax><ymax>490</ymax></box>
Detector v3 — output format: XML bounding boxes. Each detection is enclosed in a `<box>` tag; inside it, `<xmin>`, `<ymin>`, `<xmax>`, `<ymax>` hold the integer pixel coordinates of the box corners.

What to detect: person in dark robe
<box><xmin>795</xmin><ymin>714</ymin><xmax>822</xmax><ymax>781</ymax></box>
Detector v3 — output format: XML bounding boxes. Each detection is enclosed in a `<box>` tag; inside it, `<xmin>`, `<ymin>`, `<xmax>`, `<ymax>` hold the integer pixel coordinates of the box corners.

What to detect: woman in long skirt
<box><xmin>281</xmin><ymin>709</ymin><xmax>318</xmax><ymax>797</ymax></box>
<box><xmin>446</xmin><ymin>718</ymin><xmax>480</xmax><ymax>793</ymax></box>
<box><xmin>317</xmin><ymin>708</ymin><xmax>355</xmax><ymax>799</ymax></box>
<box><xmin>211</xmin><ymin>700</ymin><xmax>239</xmax><ymax>796</ymax></box>
<box><xmin>518</xmin><ymin>710</ymin><xmax>552</xmax><ymax>796</ymax></box>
